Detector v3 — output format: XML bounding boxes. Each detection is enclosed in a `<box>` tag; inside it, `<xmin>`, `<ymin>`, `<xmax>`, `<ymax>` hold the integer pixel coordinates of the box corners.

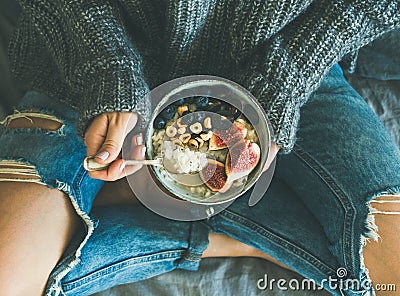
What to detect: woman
<box><xmin>0</xmin><ymin>0</ymin><xmax>399</xmax><ymax>295</ymax></box>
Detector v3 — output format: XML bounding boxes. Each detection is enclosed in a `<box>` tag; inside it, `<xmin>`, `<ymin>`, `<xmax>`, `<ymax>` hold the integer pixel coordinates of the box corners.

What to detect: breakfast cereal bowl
<box><xmin>145</xmin><ymin>75</ymin><xmax>271</xmax><ymax>205</ymax></box>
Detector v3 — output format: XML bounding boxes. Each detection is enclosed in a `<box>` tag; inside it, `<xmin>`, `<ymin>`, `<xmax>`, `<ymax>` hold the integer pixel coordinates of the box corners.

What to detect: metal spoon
<box><xmin>83</xmin><ymin>156</ymin><xmax>164</xmax><ymax>172</ymax></box>
<box><xmin>83</xmin><ymin>156</ymin><xmax>213</xmax><ymax>186</ymax></box>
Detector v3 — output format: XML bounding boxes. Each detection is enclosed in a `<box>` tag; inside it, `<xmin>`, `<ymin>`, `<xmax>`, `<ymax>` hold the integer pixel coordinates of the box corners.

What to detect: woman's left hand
<box><xmin>84</xmin><ymin>112</ymin><xmax>145</xmax><ymax>181</ymax></box>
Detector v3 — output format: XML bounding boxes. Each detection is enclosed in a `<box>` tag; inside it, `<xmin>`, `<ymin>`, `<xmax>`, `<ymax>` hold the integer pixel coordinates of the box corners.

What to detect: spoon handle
<box><xmin>83</xmin><ymin>156</ymin><xmax>162</xmax><ymax>172</ymax></box>
<box><xmin>124</xmin><ymin>159</ymin><xmax>163</xmax><ymax>166</ymax></box>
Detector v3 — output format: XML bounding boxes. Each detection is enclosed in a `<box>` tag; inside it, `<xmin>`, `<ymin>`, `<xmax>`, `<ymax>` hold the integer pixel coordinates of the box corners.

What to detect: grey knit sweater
<box><xmin>9</xmin><ymin>0</ymin><xmax>400</xmax><ymax>152</ymax></box>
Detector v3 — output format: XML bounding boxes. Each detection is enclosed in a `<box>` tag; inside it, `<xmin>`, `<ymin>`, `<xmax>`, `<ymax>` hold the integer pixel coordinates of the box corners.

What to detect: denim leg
<box><xmin>289</xmin><ymin>64</ymin><xmax>400</xmax><ymax>271</ymax></box>
<box><xmin>60</xmin><ymin>204</ymin><xmax>210</xmax><ymax>296</ymax></box>
<box><xmin>210</xmin><ymin>64</ymin><xmax>400</xmax><ymax>296</ymax></box>
<box><xmin>0</xmin><ymin>91</ymin><xmax>105</xmax><ymax>295</ymax></box>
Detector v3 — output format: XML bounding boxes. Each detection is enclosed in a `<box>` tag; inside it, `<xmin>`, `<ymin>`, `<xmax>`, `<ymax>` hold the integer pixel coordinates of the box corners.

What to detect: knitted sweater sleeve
<box><xmin>13</xmin><ymin>0</ymin><xmax>150</xmax><ymax>136</ymax></box>
<box><xmin>235</xmin><ymin>0</ymin><xmax>399</xmax><ymax>153</ymax></box>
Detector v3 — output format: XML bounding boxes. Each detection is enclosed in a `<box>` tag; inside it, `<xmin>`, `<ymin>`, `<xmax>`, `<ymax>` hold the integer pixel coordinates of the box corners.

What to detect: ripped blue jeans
<box><xmin>0</xmin><ymin>64</ymin><xmax>399</xmax><ymax>296</ymax></box>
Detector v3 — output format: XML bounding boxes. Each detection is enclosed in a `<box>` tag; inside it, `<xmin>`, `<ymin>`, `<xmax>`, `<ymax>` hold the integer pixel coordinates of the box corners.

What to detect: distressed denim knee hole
<box><xmin>370</xmin><ymin>194</ymin><xmax>400</xmax><ymax>215</ymax></box>
<box><xmin>0</xmin><ymin>112</ymin><xmax>64</xmax><ymax>131</ymax></box>
<box><xmin>0</xmin><ymin>160</ymin><xmax>45</xmax><ymax>184</ymax></box>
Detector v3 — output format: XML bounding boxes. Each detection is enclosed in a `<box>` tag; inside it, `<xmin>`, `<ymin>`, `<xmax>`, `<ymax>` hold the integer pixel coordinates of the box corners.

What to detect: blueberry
<box><xmin>182</xmin><ymin>110</ymin><xmax>191</xmax><ymax>117</ymax></box>
<box><xmin>195</xmin><ymin>96</ymin><xmax>209</xmax><ymax>108</ymax></box>
<box><xmin>226</xmin><ymin>106</ymin><xmax>241</xmax><ymax>120</ymax></box>
<box><xmin>160</xmin><ymin>105</ymin><xmax>176</xmax><ymax>120</ymax></box>
<box><xmin>209</xmin><ymin>98</ymin><xmax>223</xmax><ymax>109</ymax></box>
<box><xmin>174</xmin><ymin>98</ymin><xmax>185</xmax><ymax>106</ymax></box>
<box><xmin>203</xmin><ymin>104</ymin><xmax>214</xmax><ymax>112</ymax></box>
<box><xmin>219</xmin><ymin>110</ymin><xmax>236</xmax><ymax>122</ymax></box>
<box><xmin>185</xmin><ymin>96</ymin><xmax>195</xmax><ymax>104</ymax></box>
<box><xmin>153</xmin><ymin>117</ymin><xmax>166</xmax><ymax>129</ymax></box>
<box><xmin>220</xmin><ymin>101</ymin><xmax>233</xmax><ymax>111</ymax></box>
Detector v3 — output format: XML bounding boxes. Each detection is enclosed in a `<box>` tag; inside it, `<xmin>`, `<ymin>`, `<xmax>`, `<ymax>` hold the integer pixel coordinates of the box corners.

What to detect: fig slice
<box><xmin>226</xmin><ymin>140</ymin><xmax>261</xmax><ymax>182</ymax></box>
<box><xmin>209</xmin><ymin>121</ymin><xmax>248</xmax><ymax>151</ymax></box>
<box><xmin>200</xmin><ymin>159</ymin><xmax>232</xmax><ymax>192</ymax></box>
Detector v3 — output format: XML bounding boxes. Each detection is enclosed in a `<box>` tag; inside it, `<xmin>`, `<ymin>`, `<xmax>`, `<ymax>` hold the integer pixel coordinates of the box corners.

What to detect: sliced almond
<box><xmin>204</xmin><ymin>117</ymin><xmax>212</xmax><ymax>129</ymax></box>
<box><xmin>200</xmin><ymin>130</ymin><xmax>213</xmax><ymax>141</ymax></box>
<box><xmin>166</xmin><ymin>126</ymin><xmax>177</xmax><ymax>138</ymax></box>
<box><xmin>179</xmin><ymin>133</ymin><xmax>191</xmax><ymax>144</ymax></box>
<box><xmin>177</xmin><ymin>126</ymin><xmax>186</xmax><ymax>135</ymax></box>
<box><xmin>177</xmin><ymin>105</ymin><xmax>189</xmax><ymax>116</ymax></box>
<box><xmin>196</xmin><ymin>137</ymin><xmax>204</xmax><ymax>148</ymax></box>
<box><xmin>190</xmin><ymin>122</ymin><xmax>202</xmax><ymax>134</ymax></box>
<box><xmin>189</xmin><ymin>139</ymin><xmax>199</xmax><ymax>149</ymax></box>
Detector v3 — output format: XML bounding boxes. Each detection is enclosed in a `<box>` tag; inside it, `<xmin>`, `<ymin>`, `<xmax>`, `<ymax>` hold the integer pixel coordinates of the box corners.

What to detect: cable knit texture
<box><xmin>9</xmin><ymin>0</ymin><xmax>400</xmax><ymax>152</ymax></box>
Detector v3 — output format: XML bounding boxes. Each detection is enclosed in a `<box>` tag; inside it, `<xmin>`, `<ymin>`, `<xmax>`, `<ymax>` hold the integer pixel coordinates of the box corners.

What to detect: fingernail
<box><xmin>141</xmin><ymin>146</ymin><xmax>146</xmax><ymax>158</ymax></box>
<box><xmin>119</xmin><ymin>161</ymin><xmax>126</xmax><ymax>172</ymax></box>
<box><xmin>136</xmin><ymin>133</ymin><xmax>143</xmax><ymax>146</ymax></box>
<box><xmin>96</xmin><ymin>151</ymin><xmax>109</xmax><ymax>161</ymax></box>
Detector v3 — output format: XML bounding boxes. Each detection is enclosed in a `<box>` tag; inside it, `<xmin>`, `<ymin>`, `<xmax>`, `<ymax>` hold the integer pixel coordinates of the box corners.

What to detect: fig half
<box><xmin>200</xmin><ymin>159</ymin><xmax>231</xmax><ymax>192</ymax></box>
<box><xmin>209</xmin><ymin>121</ymin><xmax>248</xmax><ymax>150</ymax></box>
<box><xmin>226</xmin><ymin>140</ymin><xmax>261</xmax><ymax>182</ymax></box>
